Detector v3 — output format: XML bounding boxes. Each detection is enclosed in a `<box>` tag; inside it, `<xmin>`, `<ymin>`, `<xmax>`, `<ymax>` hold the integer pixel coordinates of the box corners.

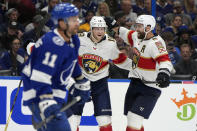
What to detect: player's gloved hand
<box><xmin>39</xmin><ymin>98</ymin><xmax>64</xmax><ymax>120</ymax></box>
<box><xmin>71</xmin><ymin>78</ymin><xmax>91</xmax><ymax>105</ymax></box>
<box><xmin>156</xmin><ymin>68</ymin><xmax>170</xmax><ymax>88</ymax></box>
<box><xmin>104</xmin><ymin>16</ymin><xmax>119</xmax><ymax>30</ymax></box>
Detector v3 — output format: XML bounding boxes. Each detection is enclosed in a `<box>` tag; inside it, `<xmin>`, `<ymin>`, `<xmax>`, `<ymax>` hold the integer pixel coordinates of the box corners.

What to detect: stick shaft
<box><xmin>35</xmin><ymin>96</ymin><xmax>81</xmax><ymax>130</ymax></box>
<box><xmin>4</xmin><ymin>80</ymin><xmax>22</xmax><ymax>131</ymax></box>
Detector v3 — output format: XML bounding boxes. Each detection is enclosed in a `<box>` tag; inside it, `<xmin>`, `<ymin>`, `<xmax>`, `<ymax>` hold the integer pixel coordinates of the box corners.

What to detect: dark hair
<box><xmin>9</xmin><ymin>35</ymin><xmax>20</xmax><ymax>46</ymax></box>
<box><xmin>161</xmin><ymin>31</ymin><xmax>174</xmax><ymax>41</ymax></box>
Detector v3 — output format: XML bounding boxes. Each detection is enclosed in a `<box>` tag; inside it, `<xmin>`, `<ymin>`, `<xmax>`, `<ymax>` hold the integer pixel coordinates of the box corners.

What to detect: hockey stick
<box><xmin>4</xmin><ymin>79</ymin><xmax>23</xmax><ymax>131</ymax></box>
<box><xmin>142</xmin><ymin>80</ymin><xmax>183</xmax><ymax>84</ymax></box>
<box><xmin>34</xmin><ymin>96</ymin><xmax>81</xmax><ymax>130</ymax></box>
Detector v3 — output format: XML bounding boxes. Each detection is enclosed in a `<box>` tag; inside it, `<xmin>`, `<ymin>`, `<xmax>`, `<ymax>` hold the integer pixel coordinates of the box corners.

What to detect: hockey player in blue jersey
<box><xmin>21</xmin><ymin>3</ymin><xmax>91</xmax><ymax>131</ymax></box>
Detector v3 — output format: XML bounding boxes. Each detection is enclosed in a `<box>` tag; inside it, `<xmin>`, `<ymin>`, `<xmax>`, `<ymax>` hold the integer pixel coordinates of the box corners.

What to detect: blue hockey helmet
<box><xmin>51</xmin><ymin>3</ymin><xmax>79</xmax><ymax>22</ymax></box>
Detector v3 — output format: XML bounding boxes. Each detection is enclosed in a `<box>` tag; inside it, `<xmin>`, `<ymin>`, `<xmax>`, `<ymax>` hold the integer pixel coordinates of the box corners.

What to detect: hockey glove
<box><xmin>104</xmin><ymin>16</ymin><xmax>119</xmax><ymax>30</ymax></box>
<box><xmin>39</xmin><ymin>98</ymin><xmax>64</xmax><ymax>120</ymax></box>
<box><xmin>71</xmin><ymin>78</ymin><xmax>91</xmax><ymax>105</ymax></box>
<box><xmin>156</xmin><ymin>68</ymin><xmax>170</xmax><ymax>88</ymax></box>
<box><xmin>104</xmin><ymin>16</ymin><xmax>119</xmax><ymax>38</ymax></box>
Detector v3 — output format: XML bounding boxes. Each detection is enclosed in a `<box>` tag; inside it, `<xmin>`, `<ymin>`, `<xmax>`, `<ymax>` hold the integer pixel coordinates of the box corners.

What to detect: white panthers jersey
<box><xmin>119</xmin><ymin>27</ymin><xmax>173</xmax><ymax>87</ymax></box>
<box><xmin>78</xmin><ymin>32</ymin><xmax>133</xmax><ymax>81</ymax></box>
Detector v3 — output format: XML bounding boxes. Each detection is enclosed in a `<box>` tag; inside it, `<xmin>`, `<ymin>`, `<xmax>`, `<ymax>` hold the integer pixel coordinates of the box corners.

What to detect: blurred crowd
<box><xmin>0</xmin><ymin>0</ymin><xmax>197</xmax><ymax>80</ymax></box>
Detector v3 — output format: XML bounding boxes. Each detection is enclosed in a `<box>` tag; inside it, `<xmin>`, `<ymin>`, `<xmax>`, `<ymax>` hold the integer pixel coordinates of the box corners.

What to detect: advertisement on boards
<box><xmin>0</xmin><ymin>77</ymin><xmax>197</xmax><ymax>131</ymax></box>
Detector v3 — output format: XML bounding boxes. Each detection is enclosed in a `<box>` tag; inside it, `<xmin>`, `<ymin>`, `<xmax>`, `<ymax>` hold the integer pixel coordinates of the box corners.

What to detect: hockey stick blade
<box><xmin>34</xmin><ymin>96</ymin><xmax>81</xmax><ymax>130</ymax></box>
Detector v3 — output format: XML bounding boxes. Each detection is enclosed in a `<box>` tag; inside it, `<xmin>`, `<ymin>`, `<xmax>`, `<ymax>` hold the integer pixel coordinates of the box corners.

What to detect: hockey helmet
<box><xmin>135</xmin><ymin>15</ymin><xmax>156</xmax><ymax>31</ymax></box>
<box><xmin>90</xmin><ymin>16</ymin><xmax>107</xmax><ymax>29</ymax></box>
<box><xmin>51</xmin><ymin>3</ymin><xmax>79</xmax><ymax>23</ymax></box>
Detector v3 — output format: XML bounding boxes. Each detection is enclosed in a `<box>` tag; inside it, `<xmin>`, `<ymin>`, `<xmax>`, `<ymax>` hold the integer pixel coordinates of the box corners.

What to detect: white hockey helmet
<box><xmin>90</xmin><ymin>16</ymin><xmax>107</xmax><ymax>29</ymax></box>
<box><xmin>135</xmin><ymin>15</ymin><xmax>156</xmax><ymax>31</ymax></box>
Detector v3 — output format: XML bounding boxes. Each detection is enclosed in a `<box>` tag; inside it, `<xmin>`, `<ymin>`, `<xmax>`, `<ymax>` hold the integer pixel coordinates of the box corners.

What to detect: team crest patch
<box><xmin>82</xmin><ymin>54</ymin><xmax>103</xmax><ymax>74</ymax></box>
<box><xmin>52</xmin><ymin>36</ymin><xmax>64</xmax><ymax>46</ymax></box>
<box><xmin>132</xmin><ymin>47</ymin><xmax>140</xmax><ymax>69</ymax></box>
<box><xmin>155</xmin><ymin>41</ymin><xmax>166</xmax><ymax>53</ymax></box>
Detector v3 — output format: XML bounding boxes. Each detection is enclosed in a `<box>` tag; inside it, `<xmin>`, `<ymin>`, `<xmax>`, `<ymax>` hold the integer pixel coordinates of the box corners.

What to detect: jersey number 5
<box><xmin>42</xmin><ymin>52</ymin><xmax>57</xmax><ymax>68</ymax></box>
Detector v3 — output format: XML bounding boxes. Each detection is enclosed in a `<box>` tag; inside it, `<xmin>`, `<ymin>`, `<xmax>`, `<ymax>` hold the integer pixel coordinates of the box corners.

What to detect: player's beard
<box><xmin>64</xmin><ymin>25</ymin><xmax>79</xmax><ymax>37</ymax></box>
<box><xmin>137</xmin><ymin>32</ymin><xmax>145</xmax><ymax>39</ymax></box>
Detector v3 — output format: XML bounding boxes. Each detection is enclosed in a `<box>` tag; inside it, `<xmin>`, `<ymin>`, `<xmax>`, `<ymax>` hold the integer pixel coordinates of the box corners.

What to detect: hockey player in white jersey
<box><xmin>21</xmin><ymin>3</ymin><xmax>91</xmax><ymax>131</ymax></box>
<box><xmin>66</xmin><ymin>16</ymin><xmax>133</xmax><ymax>131</ymax></box>
<box><xmin>105</xmin><ymin>15</ymin><xmax>173</xmax><ymax>131</ymax></box>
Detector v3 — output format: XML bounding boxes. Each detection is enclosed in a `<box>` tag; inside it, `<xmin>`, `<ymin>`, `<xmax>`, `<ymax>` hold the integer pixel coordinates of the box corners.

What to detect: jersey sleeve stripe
<box><xmin>155</xmin><ymin>54</ymin><xmax>170</xmax><ymax>64</ymax></box>
<box><xmin>112</xmin><ymin>53</ymin><xmax>127</xmax><ymax>64</ymax></box>
<box><xmin>52</xmin><ymin>89</ymin><xmax>67</xmax><ymax>99</ymax></box>
<box><xmin>30</xmin><ymin>69</ymin><xmax>52</xmax><ymax>85</ymax></box>
<box><xmin>23</xmin><ymin>89</ymin><xmax>36</xmax><ymax>101</ymax></box>
<box><xmin>78</xmin><ymin>56</ymin><xmax>83</xmax><ymax>67</ymax></box>
<box><xmin>127</xmin><ymin>30</ymin><xmax>135</xmax><ymax>47</ymax></box>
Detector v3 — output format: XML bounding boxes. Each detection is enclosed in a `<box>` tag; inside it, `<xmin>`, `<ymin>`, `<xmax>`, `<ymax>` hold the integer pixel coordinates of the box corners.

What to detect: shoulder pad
<box><xmin>78</xmin><ymin>32</ymin><xmax>85</xmax><ymax>37</ymax></box>
<box><xmin>107</xmin><ymin>36</ymin><xmax>115</xmax><ymax>42</ymax></box>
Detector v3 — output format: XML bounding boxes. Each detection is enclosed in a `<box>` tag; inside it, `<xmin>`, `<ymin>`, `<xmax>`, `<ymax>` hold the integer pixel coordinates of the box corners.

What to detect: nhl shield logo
<box><xmin>82</xmin><ymin>54</ymin><xmax>103</xmax><ymax>74</ymax></box>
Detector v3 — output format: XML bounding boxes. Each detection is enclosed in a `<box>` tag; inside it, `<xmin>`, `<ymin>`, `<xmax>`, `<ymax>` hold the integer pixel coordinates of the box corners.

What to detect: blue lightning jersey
<box><xmin>21</xmin><ymin>29</ymin><xmax>82</xmax><ymax>106</ymax></box>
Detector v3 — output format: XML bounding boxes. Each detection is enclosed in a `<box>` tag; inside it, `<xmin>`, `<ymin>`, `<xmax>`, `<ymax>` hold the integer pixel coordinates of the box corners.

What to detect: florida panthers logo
<box><xmin>132</xmin><ymin>47</ymin><xmax>140</xmax><ymax>69</ymax></box>
<box><xmin>82</xmin><ymin>54</ymin><xmax>103</xmax><ymax>74</ymax></box>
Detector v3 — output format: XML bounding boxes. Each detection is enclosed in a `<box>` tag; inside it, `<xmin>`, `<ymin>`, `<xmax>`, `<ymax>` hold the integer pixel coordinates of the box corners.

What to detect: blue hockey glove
<box><xmin>39</xmin><ymin>98</ymin><xmax>64</xmax><ymax>120</ymax></box>
<box><xmin>71</xmin><ymin>78</ymin><xmax>91</xmax><ymax>105</ymax></box>
<box><xmin>156</xmin><ymin>68</ymin><xmax>170</xmax><ymax>88</ymax></box>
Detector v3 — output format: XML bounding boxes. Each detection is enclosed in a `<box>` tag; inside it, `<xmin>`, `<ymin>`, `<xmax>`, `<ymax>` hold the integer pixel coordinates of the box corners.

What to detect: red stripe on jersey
<box><xmin>138</xmin><ymin>57</ymin><xmax>156</xmax><ymax>70</ymax></box>
<box><xmin>155</xmin><ymin>54</ymin><xmax>170</xmax><ymax>64</ymax></box>
<box><xmin>127</xmin><ymin>30</ymin><xmax>135</xmax><ymax>47</ymax></box>
<box><xmin>112</xmin><ymin>53</ymin><xmax>127</xmax><ymax>64</ymax></box>
<box><xmin>78</xmin><ymin>56</ymin><xmax>83</xmax><ymax>67</ymax></box>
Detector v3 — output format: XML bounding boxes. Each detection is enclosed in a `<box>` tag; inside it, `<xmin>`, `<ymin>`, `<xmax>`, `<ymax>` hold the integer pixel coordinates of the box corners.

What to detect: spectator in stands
<box><xmin>41</xmin><ymin>0</ymin><xmax>59</xmax><ymax>13</ymax></box>
<box><xmin>81</xmin><ymin>0</ymin><xmax>97</xmax><ymax>18</ymax></box>
<box><xmin>22</xmin><ymin>14</ymin><xmax>48</xmax><ymax>47</ymax></box>
<box><xmin>114</xmin><ymin>11</ymin><xmax>127</xmax><ymax>27</ymax></box>
<box><xmin>25</xmin><ymin>14</ymin><xmax>50</xmax><ymax>32</ymax></box>
<box><xmin>0</xmin><ymin>3</ymin><xmax>6</xmax><ymax>24</ymax></box>
<box><xmin>79</xmin><ymin>10</ymin><xmax>94</xmax><ymax>32</ymax></box>
<box><xmin>175</xmin><ymin>25</ymin><xmax>192</xmax><ymax>47</ymax></box>
<box><xmin>174</xmin><ymin>44</ymin><xmax>197</xmax><ymax>77</ymax></box>
<box><xmin>192</xmin><ymin>17</ymin><xmax>197</xmax><ymax>34</ymax></box>
<box><xmin>61</xmin><ymin>0</ymin><xmax>71</xmax><ymax>2</ymax></box>
<box><xmin>161</xmin><ymin>31</ymin><xmax>180</xmax><ymax>65</ymax></box>
<box><xmin>183</xmin><ymin>0</ymin><xmax>197</xmax><ymax>21</ymax></box>
<box><xmin>156</xmin><ymin>0</ymin><xmax>173</xmax><ymax>15</ymax></box>
<box><xmin>164</xmin><ymin>15</ymin><xmax>184</xmax><ymax>36</ymax></box>
<box><xmin>8</xmin><ymin>0</ymin><xmax>36</xmax><ymax>25</ymax></box>
<box><xmin>72</xmin><ymin>0</ymin><xmax>84</xmax><ymax>23</ymax></box>
<box><xmin>0</xmin><ymin>36</ymin><xmax>27</xmax><ymax>76</ymax></box>
<box><xmin>164</xmin><ymin>0</ymin><xmax>193</xmax><ymax>28</ymax></box>
<box><xmin>144</xmin><ymin>0</ymin><xmax>166</xmax><ymax>29</ymax></box>
<box><xmin>41</xmin><ymin>0</ymin><xmax>59</xmax><ymax>29</ymax></box>
<box><xmin>0</xmin><ymin>8</ymin><xmax>24</xmax><ymax>33</ymax></box>
<box><xmin>96</xmin><ymin>1</ymin><xmax>110</xmax><ymax>17</ymax></box>
<box><xmin>191</xmin><ymin>35</ymin><xmax>197</xmax><ymax>49</ymax></box>
<box><xmin>132</xmin><ymin>0</ymin><xmax>147</xmax><ymax>15</ymax></box>
<box><xmin>120</xmin><ymin>0</ymin><xmax>137</xmax><ymax>29</ymax></box>
<box><xmin>144</xmin><ymin>0</ymin><xmax>151</xmax><ymax>14</ymax></box>
<box><xmin>105</xmin><ymin>0</ymin><xmax>120</xmax><ymax>16</ymax></box>
<box><xmin>0</xmin><ymin>21</ymin><xmax>23</xmax><ymax>51</ymax></box>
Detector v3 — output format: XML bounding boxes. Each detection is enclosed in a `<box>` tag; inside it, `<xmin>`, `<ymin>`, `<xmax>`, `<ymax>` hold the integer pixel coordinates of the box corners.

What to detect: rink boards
<box><xmin>0</xmin><ymin>77</ymin><xmax>197</xmax><ymax>131</ymax></box>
